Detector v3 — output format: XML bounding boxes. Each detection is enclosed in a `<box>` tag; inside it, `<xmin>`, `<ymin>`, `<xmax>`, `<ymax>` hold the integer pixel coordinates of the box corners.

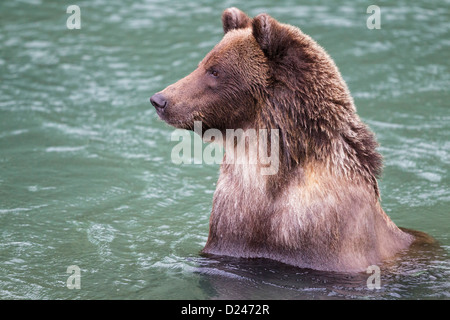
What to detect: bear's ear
<box><xmin>252</xmin><ymin>13</ymin><xmax>293</xmax><ymax>61</ymax></box>
<box><xmin>222</xmin><ymin>7</ymin><xmax>252</xmax><ymax>34</ymax></box>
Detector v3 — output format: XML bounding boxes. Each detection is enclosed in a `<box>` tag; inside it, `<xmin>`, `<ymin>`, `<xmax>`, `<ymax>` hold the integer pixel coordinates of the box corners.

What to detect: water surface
<box><xmin>0</xmin><ymin>0</ymin><xmax>449</xmax><ymax>299</ymax></box>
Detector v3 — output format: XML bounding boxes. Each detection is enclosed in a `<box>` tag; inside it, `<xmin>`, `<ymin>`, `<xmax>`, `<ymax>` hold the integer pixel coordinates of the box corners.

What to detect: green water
<box><xmin>0</xmin><ymin>0</ymin><xmax>449</xmax><ymax>300</ymax></box>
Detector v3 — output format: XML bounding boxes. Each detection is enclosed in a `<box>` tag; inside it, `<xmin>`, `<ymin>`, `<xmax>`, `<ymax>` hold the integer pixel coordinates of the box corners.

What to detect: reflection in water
<box><xmin>194</xmin><ymin>238</ymin><xmax>448</xmax><ymax>299</ymax></box>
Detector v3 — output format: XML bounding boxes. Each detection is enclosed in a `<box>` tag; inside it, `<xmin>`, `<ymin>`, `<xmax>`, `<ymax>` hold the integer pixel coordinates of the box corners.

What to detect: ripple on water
<box><xmin>0</xmin><ymin>0</ymin><xmax>448</xmax><ymax>300</ymax></box>
<box><xmin>86</xmin><ymin>223</ymin><xmax>117</xmax><ymax>259</ymax></box>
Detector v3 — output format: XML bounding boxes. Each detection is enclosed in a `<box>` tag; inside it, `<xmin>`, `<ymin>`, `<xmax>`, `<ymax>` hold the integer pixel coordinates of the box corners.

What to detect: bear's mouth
<box><xmin>157</xmin><ymin>110</ymin><xmax>196</xmax><ymax>131</ymax></box>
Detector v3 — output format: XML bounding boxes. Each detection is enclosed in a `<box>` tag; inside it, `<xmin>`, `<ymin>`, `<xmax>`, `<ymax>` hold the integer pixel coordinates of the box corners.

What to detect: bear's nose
<box><xmin>150</xmin><ymin>93</ymin><xmax>167</xmax><ymax>111</ymax></box>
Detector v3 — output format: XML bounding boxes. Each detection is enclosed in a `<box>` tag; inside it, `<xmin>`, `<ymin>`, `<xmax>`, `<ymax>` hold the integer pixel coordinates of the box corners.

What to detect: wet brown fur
<box><xmin>152</xmin><ymin>8</ymin><xmax>428</xmax><ymax>272</ymax></box>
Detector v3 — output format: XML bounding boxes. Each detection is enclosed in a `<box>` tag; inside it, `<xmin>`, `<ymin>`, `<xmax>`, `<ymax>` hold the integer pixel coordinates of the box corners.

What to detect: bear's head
<box><xmin>151</xmin><ymin>8</ymin><xmax>347</xmax><ymax>133</ymax></box>
<box><xmin>151</xmin><ymin>8</ymin><xmax>382</xmax><ymax>193</ymax></box>
<box><xmin>151</xmin><ymin>8</ymin><xmax>260</xmax><ymax>132</ymax></box>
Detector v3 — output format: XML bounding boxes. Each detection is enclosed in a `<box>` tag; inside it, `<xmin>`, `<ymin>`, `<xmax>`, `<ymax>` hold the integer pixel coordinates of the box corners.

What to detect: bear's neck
<box><xmin>253</xmin><ymin>90</ymin><xmax>383</xmax><ymax>197</ymax></box>
<box><xmin>205</xmin><ymin>158</ymin><xmax>412</xmax><ymax>271</ymax></box>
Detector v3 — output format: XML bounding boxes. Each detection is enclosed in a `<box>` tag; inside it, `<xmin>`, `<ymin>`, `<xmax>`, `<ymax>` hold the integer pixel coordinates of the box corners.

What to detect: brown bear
<box><xmin>150</xmin><ymin>7</ymin><xmax>426</xmax><ymax>272</ymax></box>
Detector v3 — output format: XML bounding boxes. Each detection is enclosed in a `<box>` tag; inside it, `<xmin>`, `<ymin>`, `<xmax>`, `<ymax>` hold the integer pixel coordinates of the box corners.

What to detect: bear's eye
<box><xmin>209</xmin><ymin>69</ymin><xmax>219</xmax><ymax>78</ymax></box>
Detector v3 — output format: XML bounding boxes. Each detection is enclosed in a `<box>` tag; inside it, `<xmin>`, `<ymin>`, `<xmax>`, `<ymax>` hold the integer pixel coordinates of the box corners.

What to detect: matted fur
<box><xmin>152</xmin><ymin>8</ymin><xmax>420</xmax><ymax>272</ymax></box>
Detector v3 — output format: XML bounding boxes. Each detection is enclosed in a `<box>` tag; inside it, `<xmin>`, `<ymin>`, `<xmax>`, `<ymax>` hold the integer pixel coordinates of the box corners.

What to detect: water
<box><xmin>0</xmin><ymin>0</ymin><xmax>449</xmax><ymax>300</ymax></box>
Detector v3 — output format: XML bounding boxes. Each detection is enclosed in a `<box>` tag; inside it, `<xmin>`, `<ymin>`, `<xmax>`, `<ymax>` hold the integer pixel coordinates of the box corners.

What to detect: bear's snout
<box><xmin>150</xmin><ymin>93</ymin><xmax>168</xmax><ymax>113</ymax></box>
